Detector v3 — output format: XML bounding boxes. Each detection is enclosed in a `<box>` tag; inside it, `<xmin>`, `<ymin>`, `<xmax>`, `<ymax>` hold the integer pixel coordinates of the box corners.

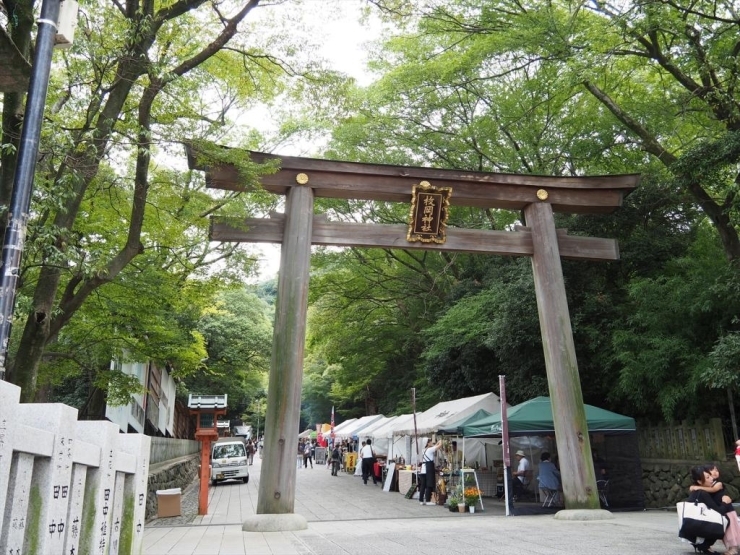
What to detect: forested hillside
<box><xmin>1</xmin><ymin>0</ymin><xmax>737</xmax><ymax>433</ymax></box>
<box><xmin>300</xmin><ymin>0</ymin><xmax>740</xmax><ymax>429</ymax></box>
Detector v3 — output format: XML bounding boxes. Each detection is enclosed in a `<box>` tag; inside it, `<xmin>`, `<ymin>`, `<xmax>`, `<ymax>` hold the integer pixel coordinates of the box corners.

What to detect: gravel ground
<box><xmin>147</xmin><ymin>476</ymin><xmax>200</xmax><ymax>526</ymax></box>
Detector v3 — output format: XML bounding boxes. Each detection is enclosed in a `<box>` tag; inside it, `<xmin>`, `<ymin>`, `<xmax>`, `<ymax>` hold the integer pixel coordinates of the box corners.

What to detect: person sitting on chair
<box><xmin>512</xmin><ymin>450</ymin><xmax>530</xmax><ymax>499</ymax></box>
<box><xmin>537</xmin><ymin>452</ymin><xmax>561</xmax><ymax>506</ymax></box>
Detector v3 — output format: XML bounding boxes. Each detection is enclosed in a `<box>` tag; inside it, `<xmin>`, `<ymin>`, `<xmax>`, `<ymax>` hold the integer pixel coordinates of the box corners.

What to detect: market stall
<box><xmin>391</xmin><ymin>392</ymin><xmax>501</xmax><ymax>466</ymax></box>
<box><xmin>462</xmin><ymin>396</ymin><xmax>643</xmax><ymax>509</ymax></box>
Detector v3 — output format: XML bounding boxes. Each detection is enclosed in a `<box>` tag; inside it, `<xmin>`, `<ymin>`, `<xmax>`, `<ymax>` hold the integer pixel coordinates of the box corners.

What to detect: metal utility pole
<box><xmin>0</xmin><ymin>0</ymin><xmax>62</xmax><ymax>381</ymax></box>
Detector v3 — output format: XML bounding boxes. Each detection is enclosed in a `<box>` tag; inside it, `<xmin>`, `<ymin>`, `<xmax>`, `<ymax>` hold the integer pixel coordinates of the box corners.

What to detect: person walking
<box><xmin>360</xmin><ymin>439</ymin><xmax>377</xmax><ymax>485</ymax></box>
<box><xmin>303</xmin><ymin>441</ymin><xmax>313</xmax><ymax>468</ymax></box>
<box><xmin>246</xmin><ymin>440</ymin><xmax>255</xmax><ymax>465</ymax></box>
<box><xmin>331</xmin><ymin>444</ymin><xmax>341</xmax><ymax>476</ymax></box>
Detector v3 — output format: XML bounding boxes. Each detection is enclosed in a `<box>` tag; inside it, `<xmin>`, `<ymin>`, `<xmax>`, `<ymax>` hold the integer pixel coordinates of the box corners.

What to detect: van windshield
<box><xmin>213</xmin><ymin>443</ymin><xmax>246</xmax><ymax>459</ymax></box>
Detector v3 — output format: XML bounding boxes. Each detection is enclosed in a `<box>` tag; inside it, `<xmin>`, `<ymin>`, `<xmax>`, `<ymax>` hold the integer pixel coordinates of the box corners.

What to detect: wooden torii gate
<box><xmin>188</xmin><ymin>146</ymin><xmax>639</xmax><ymax>525</ymax></box>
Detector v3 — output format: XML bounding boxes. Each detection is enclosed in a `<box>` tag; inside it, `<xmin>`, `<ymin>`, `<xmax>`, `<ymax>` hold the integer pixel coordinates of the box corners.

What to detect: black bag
<box><xmin>677</xmin><ymin>500</ymin><xmax>728</xmax><ymax>542</ymax></box>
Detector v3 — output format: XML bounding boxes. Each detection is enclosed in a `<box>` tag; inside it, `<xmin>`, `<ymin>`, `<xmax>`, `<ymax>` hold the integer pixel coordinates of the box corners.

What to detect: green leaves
<box><xmin>187</xmin><ymin>287</ymin><xmax>273</xmax><ymax>417</ymax></box>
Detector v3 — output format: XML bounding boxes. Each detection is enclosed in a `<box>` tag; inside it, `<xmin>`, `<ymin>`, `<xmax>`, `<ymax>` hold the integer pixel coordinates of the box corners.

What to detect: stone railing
<box><xmin>0</xmin><ymin>380</ymin><xmax>150</xmax><ymax>554</ymax></box>
<box><xmin>642</xmin><ymin>459</ymin><xmax>740</xmax><ymax>508</ymax></box>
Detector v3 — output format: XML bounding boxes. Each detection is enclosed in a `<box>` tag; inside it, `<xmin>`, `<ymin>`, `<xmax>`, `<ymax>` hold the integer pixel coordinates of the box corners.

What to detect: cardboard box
<box><xmin>156</xmin><ymin>488</ymin><xmax>182</xmax><ymax>518</ymax></box>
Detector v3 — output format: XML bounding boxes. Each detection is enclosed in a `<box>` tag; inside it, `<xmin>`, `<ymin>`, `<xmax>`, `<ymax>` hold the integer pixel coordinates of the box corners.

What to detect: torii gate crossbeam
<box><xmin>187</xmin><ymin>145</ymin><xmax>639</xmax><ymax>526</ymax></box>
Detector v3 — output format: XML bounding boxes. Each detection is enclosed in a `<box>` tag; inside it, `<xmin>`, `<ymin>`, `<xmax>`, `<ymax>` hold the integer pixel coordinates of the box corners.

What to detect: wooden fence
<box><xmin>637</xmin><ymin>419</ymin><xmax>726</xmax><ymax>461</ymax></box>
<box><xmin>0</xmin><ymin>379</ymin><xmax>150</xmax><ymax>554</ymax></box>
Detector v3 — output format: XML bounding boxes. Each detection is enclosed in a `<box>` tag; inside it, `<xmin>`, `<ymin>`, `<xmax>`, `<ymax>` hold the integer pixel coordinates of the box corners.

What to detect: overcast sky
<box><xmin>248</xmin><ymin>0</ymin><xmax>383</xmax><ymax>281</ymax></box>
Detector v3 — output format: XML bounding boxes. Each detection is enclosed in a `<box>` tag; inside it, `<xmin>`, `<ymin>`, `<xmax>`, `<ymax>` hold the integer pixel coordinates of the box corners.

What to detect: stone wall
<box><xmin>146</xmin><ymin>453</ymin><xmax>200</xmax><ymax>520</ymax></box>
<box><xmin>642</xmin><ymin>459</ymin><xmax>740</xmax><ymax>508</ymax></box>
<box><xmin>150</xmin><ymin>437</ymin><xmax>200</xmax><ymax>464</ymax></box>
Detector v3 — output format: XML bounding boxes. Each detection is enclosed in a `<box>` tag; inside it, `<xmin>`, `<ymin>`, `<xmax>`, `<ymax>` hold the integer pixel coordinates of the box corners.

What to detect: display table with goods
<box><xmin>398</xmin><ymin>468</ymin><xmax>417</xmax><ymax>496</ymax></box>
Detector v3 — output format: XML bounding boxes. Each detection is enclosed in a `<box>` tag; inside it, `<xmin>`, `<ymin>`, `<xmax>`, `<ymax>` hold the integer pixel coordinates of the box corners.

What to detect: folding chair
<box><xmin>541</xmin><ymin>488</ymin><xmax>559</xmax><ymax>507</ymax></box>
<box><xmin>597</xmin><ymin>479</ymin><xmax>610</xmax><ymax>507</ymax></box>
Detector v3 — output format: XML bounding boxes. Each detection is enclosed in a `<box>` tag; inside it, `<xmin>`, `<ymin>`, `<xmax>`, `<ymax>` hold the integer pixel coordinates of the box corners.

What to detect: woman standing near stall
<box><xmin>419</xmin><ymin>438</ymin><xmax>443</xmax><ymax>505</ymax></box>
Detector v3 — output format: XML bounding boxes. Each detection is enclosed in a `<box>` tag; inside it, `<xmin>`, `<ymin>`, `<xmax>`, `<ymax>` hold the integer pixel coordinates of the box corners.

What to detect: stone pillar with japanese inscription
<box><xmin>108</xmin><ymin>471</ymin><xmax>126</xmax><ymax>554</ymax></box>
<box><xmin>0</xmin><ymin>380</ymin><xmax>20</xmax><ymax>541</ymax></box>
<box><xmin>15</xmin><ymin>401</ymin><xmax>79</xmax><ymax>553</ymax></box>
<box><xmin>64</xmin><ymin>459</ymin><xmax>92</xmax><ymax>555</ymax></box>
<box><xmin>1</xmin><ymin>451</ymin><xmax>34</xmax><ymax>554</ymax></box>
<box><xmin>118</xmin><ymin>433</ymin><xmax>150</xmax><ymax>555</ymax></box>
<box><xmin>76</xmin><ymin>420</ymin><xmax>121</xmax><ymax>555</ymax></box>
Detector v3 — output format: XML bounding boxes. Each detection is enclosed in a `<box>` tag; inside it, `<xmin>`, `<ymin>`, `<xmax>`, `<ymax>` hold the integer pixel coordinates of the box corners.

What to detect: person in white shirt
<box><xmin>513</xmin><ymin>449</ymin><xmax>530</xmax><ymax>499</ymax></box>
<box><xmin>419</xmin><ymin>439</ymin><xmax>442</xmax><ymax>505</ymax></box>
<box><xmin>360</xmin><ymin>439</ymin><xmax>377</xmax><ymax>485</ymax></box>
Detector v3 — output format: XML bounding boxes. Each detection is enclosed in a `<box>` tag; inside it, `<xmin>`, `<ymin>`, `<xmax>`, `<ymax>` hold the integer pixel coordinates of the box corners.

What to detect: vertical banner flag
<box><xmin>411</xmin><ymin>388</ymin><xmax>420</xmax><ymax>463</ymax></box>
<box><xmin>330</xmin><ymin>406</ymin><xmax>335</xmax><ymax>446</ymax></box>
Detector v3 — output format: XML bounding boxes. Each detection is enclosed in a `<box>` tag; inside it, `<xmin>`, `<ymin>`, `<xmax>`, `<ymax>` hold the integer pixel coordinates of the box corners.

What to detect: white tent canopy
<box><xmin>367</xmin><ymin>414</ymin><xmax>416</xmax><ymax>458</ymax></box>
<box><xmin>356</xmin><ymin>416</ymin><xmax>396</xmax><ymax>439</ymax></box>
<box><xmin>333</xmin><ymin>414</ymin><xmax>385</xmax><ymax>439</ymax></box>
<box><xmin>392</xmin><ymin>392</ymin><xmax>502</xmax><ymax>436</ymax></box>
<box><xmin>369</xmin><ymin>414</ymin><xmax>415</xmax><ymax>440</ymax></box>
<box><xmin>329</xmin><ymin>418</ymin><xmax>357</xmax><ymax>437</ymax></box>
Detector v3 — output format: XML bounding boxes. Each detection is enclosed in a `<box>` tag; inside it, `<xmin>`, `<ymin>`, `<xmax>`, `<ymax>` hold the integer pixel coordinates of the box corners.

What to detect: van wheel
<box><xmin>211</xmin><ymin>479</ymin><xmax>217</xmax><ymax>486</ymax></box>
<box><xmin>243</xmin><ymin>476</ymin><xmax>249</xmax><ymax>484</ymax></box>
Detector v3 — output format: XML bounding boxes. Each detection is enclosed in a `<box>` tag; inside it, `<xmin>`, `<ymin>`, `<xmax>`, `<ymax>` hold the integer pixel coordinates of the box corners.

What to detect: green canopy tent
<box><xmin>460</xmin><ymin>397</ymin><xmax>642</xmax><ymax>509</ymax></box>
<box><xmin>461</xmin><ymin>396</ymin><xmax>635</xmax><ymax>437</ymax></box>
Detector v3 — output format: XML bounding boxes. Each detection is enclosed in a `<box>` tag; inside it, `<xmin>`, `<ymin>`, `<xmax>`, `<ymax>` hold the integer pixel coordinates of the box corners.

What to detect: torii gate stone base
<box><xmin>187</xmin><ymin>145</ymin><xmax>638</xmax><ymax>528</ymax></box>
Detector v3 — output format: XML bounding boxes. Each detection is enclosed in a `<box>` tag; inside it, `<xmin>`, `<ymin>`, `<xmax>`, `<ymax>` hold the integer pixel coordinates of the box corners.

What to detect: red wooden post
<box><xmin>188</xmin><ymin>394</ymin><xmax>227</xmax><ymax>516</ymax></box>
<box><xmin>194</xmin><ymin>430</ymin><xmax>217</xmax><ymax>515</ymax></box>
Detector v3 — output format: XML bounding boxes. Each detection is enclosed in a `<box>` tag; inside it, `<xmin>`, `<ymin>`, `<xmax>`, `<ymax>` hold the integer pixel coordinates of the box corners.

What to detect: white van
<box><xmin>210</xmin><ymin>439</ymin><xmax>249</xmax><ymax>486</ymax></box>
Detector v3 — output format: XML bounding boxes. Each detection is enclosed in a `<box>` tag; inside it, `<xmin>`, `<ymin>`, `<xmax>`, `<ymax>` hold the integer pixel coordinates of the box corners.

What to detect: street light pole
<box><xmin>0</xmin><ymin>0</ymin><xmax>62</xmax><ymax>382</ymax></box>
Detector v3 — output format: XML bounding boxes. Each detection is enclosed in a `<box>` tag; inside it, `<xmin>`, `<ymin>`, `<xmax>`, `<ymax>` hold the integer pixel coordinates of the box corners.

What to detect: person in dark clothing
<box><xmin>418</xmin><ymin>439</ymin><xmax>442</xmax><ymax>505</ymax></box>
<box><xmin>331</xmin><ymin>445</ymin><xmax>341</xmax><ymax>476</ymax></box>
<box><xmin>684</xmin><ymin>465</ymin><xmax>740</xmax><ymax>554</ymax></box>
<box><xmin>359</xmin><ymin>439</ymin><xmax>377</xmax><ymax>485</ymax></box>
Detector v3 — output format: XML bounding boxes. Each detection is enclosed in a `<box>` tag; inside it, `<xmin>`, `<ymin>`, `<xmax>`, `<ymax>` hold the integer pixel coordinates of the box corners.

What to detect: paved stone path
<box><xmin>144</xmin><ymin>454</ymin><xmax>704</xmax><ymax>555</ymax></box>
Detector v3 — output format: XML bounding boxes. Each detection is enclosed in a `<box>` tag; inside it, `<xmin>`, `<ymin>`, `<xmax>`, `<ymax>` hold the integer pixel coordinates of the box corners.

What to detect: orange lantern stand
<box><xmin>188</xmin><ymin>394</ymin><xmax>228</xmax><ymax>515</ymax></box>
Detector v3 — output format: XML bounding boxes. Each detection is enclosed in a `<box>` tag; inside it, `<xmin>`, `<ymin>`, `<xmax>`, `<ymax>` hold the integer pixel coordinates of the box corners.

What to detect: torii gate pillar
<box><xmin>525</xmin><ymin>202</ymin><xmax>599</xmax><ymax>510</ymax></box>
<box><xmin>246</xmin><ymin>185</ymin><xmax>313</xmax><ymax>530</ymax></box>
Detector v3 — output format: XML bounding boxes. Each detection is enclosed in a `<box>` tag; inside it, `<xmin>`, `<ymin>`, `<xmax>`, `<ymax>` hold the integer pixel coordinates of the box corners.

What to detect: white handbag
<box><xmin>677</xmin><ymin>500</ymin><xmax>728</xmax><ymax>542</ymax></box>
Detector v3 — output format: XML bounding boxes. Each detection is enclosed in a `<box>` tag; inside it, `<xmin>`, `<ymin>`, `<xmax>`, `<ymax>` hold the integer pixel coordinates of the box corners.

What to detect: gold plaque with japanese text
<box><xmin>407</xmin><ymin>181</ymin><xmax>452</xmax><ymax>244</ymax></box>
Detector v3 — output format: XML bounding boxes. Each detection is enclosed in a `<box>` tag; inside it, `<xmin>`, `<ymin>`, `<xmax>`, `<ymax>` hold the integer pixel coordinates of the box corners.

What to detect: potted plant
<box><xmin>464</xmin><ymin>486</ymin><xmax>482</xmax><ymax>513</ymax></box>
<box><xmin>447</xmin><ymin>492</ymin><xmax>460</xmax><ymax>512</ymax></box>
